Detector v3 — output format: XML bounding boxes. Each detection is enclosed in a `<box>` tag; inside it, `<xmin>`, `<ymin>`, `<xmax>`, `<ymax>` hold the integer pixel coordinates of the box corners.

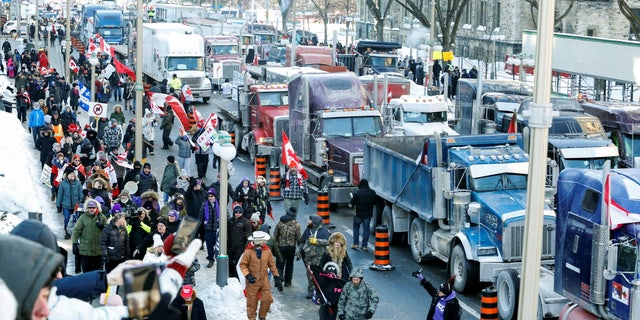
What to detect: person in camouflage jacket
<box><xmin>337</xmin><ymin>268</ymin><xmax>379</xmax><ymax>320</ymax></box>
<box><xmin>103</xmin><ymin>119</ymin><xmax>123</xmax><ymax>153</ymax></box>
<box><xmin>274</xmin><ymin>207</ymin><xmax>302</xmax><ymax>287</ymax></box>
<box><xmin>299</xmin><ymin>214</ymin><xmax>330</xmax><ymax>298</ymax></box>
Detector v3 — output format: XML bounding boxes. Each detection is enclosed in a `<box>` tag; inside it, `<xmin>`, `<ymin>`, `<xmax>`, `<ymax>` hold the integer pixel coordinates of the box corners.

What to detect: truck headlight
<box><xmin>259</xmin><ymin>137</ymin><xmax>274</xmax><ymax>144</ymax></box>
<box><xmin>477</xmin><ymin>246</ymin><xmax>497</xmax><ymax>256</ymax></box>
<box><xmin>332</xmin><ymin>176</ymin><xmax>347</xmax><ymax>183</ymax></box>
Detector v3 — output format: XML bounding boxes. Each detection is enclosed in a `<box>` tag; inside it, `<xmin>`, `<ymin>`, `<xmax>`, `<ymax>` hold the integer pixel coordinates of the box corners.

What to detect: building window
<box><xmin>478</xmin><ymin>1</ymin><xmax>487</xmax><ymax>27</ymax></box>
<box><xmin>494</xmin><ymin>2</ymin><xmax>500</xmax><ymax>27</ymax></box>
<box><xmin>587</xmin><ymin>28</ymin><xmax>596</xmax><ymax>37</ymax></box>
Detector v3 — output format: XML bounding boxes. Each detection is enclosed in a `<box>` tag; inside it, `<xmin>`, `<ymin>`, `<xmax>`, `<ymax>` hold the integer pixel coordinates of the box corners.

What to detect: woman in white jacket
<box><xmin>142</xmin><ymin>108</ymin><xmax>157</xmax><ymax>155</ymax></box>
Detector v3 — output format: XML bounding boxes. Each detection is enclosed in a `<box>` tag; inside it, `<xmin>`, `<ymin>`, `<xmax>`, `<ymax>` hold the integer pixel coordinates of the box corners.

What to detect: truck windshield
<box><xmin>471</xmin><ymin>173</ymin><xmax>528</xmax><ymax>192</ymax></box>
<box><xmin>167</xmin><ymin>57</ymin><xmax>204</xmax><ymax>71</ymax></box>
<box><xmin>96</xmin><ymin>27</ymin><xmax>123</xmax><ymax>36</ymax></box>
<box><xmin>322</xmin><ymin>116</ymin><xmax>383</xmax><ymax>137</ymax></box>
<box><xmin>255</xmin><ymin>34</ymin><xmax>274</xmax><ymax>43</ymax></box>
<box><xmin>258</xmin><ymin>92</ymin><xmax>288</xmax><ymax>106</ymax></box>
<box><xmin>622</xmin><ymin>134</ymin><xmax>640</xmax><ymax>157</ymax></box>
<box><xmin>404</xmin><ymin>111</ymin><xmax>447</xmax><ymax>123</ymax></box>
<box><xmin>369</xmin><ymin>56</ymin><xmax>397</xmax><ymax>67</ymax></box>
<box><xmin>210</xmin><ymin>45</ymin><xmax>238</xmax><ymax>55</ymax></box>
<box><xmin>562</xmin><ymin>157</ymin><xmax>610</xmax><ymax>170</ymax></box>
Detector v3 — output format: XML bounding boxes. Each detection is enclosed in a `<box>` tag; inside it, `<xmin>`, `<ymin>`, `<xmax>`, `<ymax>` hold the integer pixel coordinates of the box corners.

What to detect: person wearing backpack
<box><xmin>412</xmin><ymin>272</ymin><xmax>461</xmax><ymax>320</ymax></box>
<box><xmin>298</xmin><ymin>214</ymin><xmax>330</xmax><ymax>299</ymax></box>
<box><xmin>274</xmin><ymin>207</ymin><xmax>302</xmax><ymax>288</ymax></box>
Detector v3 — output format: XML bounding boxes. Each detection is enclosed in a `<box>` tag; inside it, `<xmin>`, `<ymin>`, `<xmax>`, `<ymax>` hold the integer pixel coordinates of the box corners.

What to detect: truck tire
<box><xmin>382</xmin><ymin>206</ymin><xmax>401</xmax><ymax>245</ymax></box>
<box><xmin>203</xmin><ymin>97</ymin><xmax>210</xmax><ymax>103</ymax></box>
<box><xmin>496</xmin><ymin>268</ymin><xmax>520</xmax><ymax>320</ymax></box>
<box><xmin>409</xmin><ymin>219</ymin><xmax>429</xmax><ymax>263</ymax></box>
<box><xmin>449</xmin><ymin>244</ymin><xmax>479</xmax><ymax>293</ymax></box>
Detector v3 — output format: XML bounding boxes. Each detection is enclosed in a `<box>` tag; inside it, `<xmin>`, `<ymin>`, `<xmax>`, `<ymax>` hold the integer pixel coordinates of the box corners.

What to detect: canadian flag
<box><xmin>182</xmin><ymin>85</ymin><xmax>194</xmax><ymax>102</ymax></box>
<box><xmin>192</xmin><ymin>106</ymin><xmax>205</xmax><ymax>128</ymax></box>
<box><xmin>203</xmin><ymin>112</ymin><xmax>218</xmax><ymax>130</ymax></box>
<box><xmin>282</xmin><ymin>131</ymin><xmax>308</xmax><ymax>179</ymax></box>
<box><xmin>606</xmin><ymin>173</ymin><xmax>640</xmax><ymax>229</ymax></box>
<box><xmin>99</xmin><ymin>37</ymin><xmax>112</xmax><ymax>55</ymax></box>
<box><xmin>87</xmin><ymin>38</ymin><xmax>98</xmax><ymax>55</ymax></box>
<box><xmin>148</xmin><ymin>92</ymin><xmax>190</xmax><ymax>131</ymax></box>
<box><xmin>69</xmin><ymin>58</ymin><xmax>79</xmax><ymax>73</ymax></box>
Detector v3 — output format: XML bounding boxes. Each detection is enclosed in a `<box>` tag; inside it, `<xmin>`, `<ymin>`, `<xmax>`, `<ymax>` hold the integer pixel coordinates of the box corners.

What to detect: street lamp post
<box><xmin>490</xmin><ymin>27</ymin><xmax>500</xmax><ymax>80</ymax></box>
<box><xmin>213</xmin><ymin>131</ymin><xmax>237</xmax><ymax>288</ymax></box>
<box><xmin>65</xmin><ymin>0</ymin><xmax>72</xmax><ymax>82</ymax></box>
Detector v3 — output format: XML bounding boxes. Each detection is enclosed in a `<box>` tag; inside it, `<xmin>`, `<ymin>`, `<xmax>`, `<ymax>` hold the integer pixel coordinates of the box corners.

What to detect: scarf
<box><xmin>204</xmin><ymin>200</ymin><xmax>219</xmax><ymax>224</ymax></box>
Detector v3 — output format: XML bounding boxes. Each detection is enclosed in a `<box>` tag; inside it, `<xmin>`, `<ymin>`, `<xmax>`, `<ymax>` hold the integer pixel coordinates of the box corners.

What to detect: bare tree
<box><xmin>364</xmin><ymin>0</ymin><xmax>394</xmax><ymax>41</ymax></box>
<box><xmin>396</xmin><ymin>0</ymin><xmax>470</xmax><ymax>50</ymax></box>
<box><xmin>618</xmin><ymin>0</ymin><xmax>640</xmax><ymax>41</ymax></box>
<box><xmin>522</xmin><ymin>0</ymin><xmax>575</xmax><ymax>29</ymax></box>
<box><xmin>278</xmin><ymin>0</ymin><xmax>293</xmax><ymax>32</ymax></box>
<box><xmin>310</xmin><ymin>0</ymin><xmax>339</xmax><ymax>44</ymax></box>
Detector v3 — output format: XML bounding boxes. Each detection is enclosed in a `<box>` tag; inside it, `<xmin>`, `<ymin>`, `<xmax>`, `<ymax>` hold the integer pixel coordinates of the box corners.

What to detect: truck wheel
<box><xmin>409</xmin><ymin>219</ymin><xmax>428</xmax><ymax>263</ymax></box>
<box><xmin>382</xmin><ymin>206</ymin><xmax>401</xmax><ymax>245</ymax></box>
<box><xmin>248</xmin><ymin>135</ymin><xmax>256</xmax><ymax>163</ymax></box>
<box><xmin>496</xmin><ymin>268</ymin><xmax>520</xmax><ymax>320</ymax></box>
<box><xmin>203</xmin><ymin>97</ymin><xmax>210</xmax><ymax>103</ymax></box>
<box><xmin>450</xmin><ymin>244</ymin><xmax>479</xmax><ymax>293</ymax></box>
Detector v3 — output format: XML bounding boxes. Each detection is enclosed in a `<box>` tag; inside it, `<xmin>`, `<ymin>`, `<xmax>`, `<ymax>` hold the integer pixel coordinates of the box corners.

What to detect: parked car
<box><xmin>2</xmin><ymin>20</ymin><xmax>28</xmax><ymax>37</ymax></box>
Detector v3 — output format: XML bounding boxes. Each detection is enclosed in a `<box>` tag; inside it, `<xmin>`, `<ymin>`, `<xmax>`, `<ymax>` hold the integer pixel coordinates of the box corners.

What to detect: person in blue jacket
<box><xmin>28</xmin><ymin>101</ymin><xmax>45</xmax><ymax>145</ymax></box>
<box><xmin>56</xmin><ymin>166</ymin><xmax>84</xmax><ymax>239</ymax></box>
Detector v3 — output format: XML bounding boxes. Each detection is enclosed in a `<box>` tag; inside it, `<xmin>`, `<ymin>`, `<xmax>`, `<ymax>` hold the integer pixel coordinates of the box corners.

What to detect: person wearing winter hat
<box><xmin>135</xmin><ymin>162</ymin><xmax>158</xmax><ymax>196</ymax></box>
<box><xmin>254</xmin><ymin>175</ymin><xmax>271</xmax><ymax>223</ymax></box>
<box><xmin>174</xmin><ymin>129</ymin><xmax>193</xmax><ymax>176</ymax></box>
<box><xmin>274</xmin><ymin>206</ymin><xmax>302</xmax><ymax>288</ymax></box>
<box><xmin>142</xmin><ymin>233</ymin><xmax>168</xmax><ymax>263</ymax></box>
<box><xmin>201</xmin><ymin>188</ymin><xmax>220</xmax><ymax>268</ymax></box>
<box><xmin>240</xmin><ymin>231</ymin><xmax>282</xmax><ymax>320</ymax></box>
<box><xmin>56</xmin><ymin>166</ymin><xmax>83</xmax><ymax>239</ymax></box>
<box><xmin>228</xmin><ymin>203</ymin><xmax>252</xmax><ymax>278</ymax></box>
<box><xmin>166</xmin><ymin>210</ymin><xmax>181</xmax><ymax>234</ymax></box>
<box><xmin>123</xmin><ymin>160</ymin><xmax>142</xmax><ymax>187</ymax></box>
<box><xmin>72</xmin><ymin>198</ymin><xmax>108</xmax><ymax>272</ymax></box>
<box><xmin>28</xmin><ymin>97</ymin><xmax>45</xmax><ymax>145</ymax></box>
<box><xmin>337</xmin><ymin>268</ymin><xmax>379</xmax><ymax>320</ymax></box>
<box><xmin>412</xmin><ymin>272</ymin><xmax>460</xmax><ymax>320</ymax></box>
<box><xmin>250</xmin><ymin>212</ymin><xmax>262</xmax><ymax>232</ymax></box>
<box><xmin>37</xmin><ymin>121</ymin><xmax>57</xmax><ymax>167</ymax></box>
<box><xmin>100</xmin><ymin>212</ymin><xmax>129</xmax><ymax>273</ymax></box>
<box><xmin>299</xmin><ymin>214</ymin><xmax>331</xmax><ymax>298</ymax></box>
<box><xmin>171</xmin><ymin>284</ymin><xmax>207</xmax><ymax>320</ymax></box>
<box><xmin>233</xmin><ymin>177</ymin><xmax>256</xmax><ymax>220</ymax></box>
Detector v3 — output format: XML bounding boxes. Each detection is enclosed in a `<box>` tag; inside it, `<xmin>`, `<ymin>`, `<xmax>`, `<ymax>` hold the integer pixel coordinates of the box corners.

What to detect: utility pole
<box><xmin>135</xmin><ymin>0</ymin><xmax>144</xmax><ymax>162</ymax></box>
<box><xmin>65</xmin><ymin>0</ymin><xmax>72</xmax><ymax>82</ymax></box>
<box><xmin>427</xmin><ymin>0</ymin><xmax>436</xmax><ymax>89</ymax></box>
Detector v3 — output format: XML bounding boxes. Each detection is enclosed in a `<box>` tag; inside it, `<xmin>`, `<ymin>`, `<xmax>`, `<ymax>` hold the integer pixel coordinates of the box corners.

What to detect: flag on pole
<box><xmin>192</xmin><ymin>106</ymin><xmax>205</xmax><ymax>128</ymax></box>
<box><xmin>203</xmin><ymin>113</ymin><xmax>219</xmax><ymax>130</ymax></box>
<box><xmin>69</xmin><ymin>58</ymin><xmax>79</xmax><ymax>73</ymax></box>
<box><xmin>386</xmin><ymin>91</ymin><xmax>393</xmax><ymax>104</ymax></box>
<box><xmin>282</xmin><ymin>131</ymin><xmax>308</xmax><ymax>179</ymax></box>
<box><xmin>149</xmin><ymin>97</ymin><xmax>166</xmax><ymax>116</ymax></box>
<box><xmin>99</xmin><ymin>37</ymin><xmax>112</xmax><ymax>54</ymax></box>
<box><xmin>182</xmin><ymin>85</ymin><xmax>194</xmax><ymax>102</ymax></box>
<box><xmin>606</xmin><ymin>173</ymin><xmax>640</xmax><ymax>229</ymax></box>
<box><xmin>87</xmin><ymin>38</ymin><xmax>98</xmax><ymax>56</ymax></box>
<box><xmin>148</xmin><ymin>92</ymin><xmax>190</xmax><ymax>130</ymax></box>
<box><xmin>78</xmin><ymin>81</ymin><xmax>92</xmax><ymax>112</ymax></box>
<box><xmin>507</xmin><ymin>112</ymin><xmax>517</xmax><ymax>134</ymax></box>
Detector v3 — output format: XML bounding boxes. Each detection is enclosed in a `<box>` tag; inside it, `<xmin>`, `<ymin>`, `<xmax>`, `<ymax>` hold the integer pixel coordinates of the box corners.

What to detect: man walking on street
<box><xmin>282</xmin><ymin>166</ymin><xmax>309</xmax><ymax>211</ymax></box>
<box><xmin>349</xmin><ymin>179</ymin><xmax>377</xmax><ymax>251</ymax></box>
<box><xmin>274</xmin><ymin>207</ymin><xmax>301</xmax><ymax>288</ymax></box>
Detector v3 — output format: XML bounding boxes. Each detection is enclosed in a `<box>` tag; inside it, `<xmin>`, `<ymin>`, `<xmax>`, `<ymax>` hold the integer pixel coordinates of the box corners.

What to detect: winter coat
<box><xmin>228</xmin><ymin>215</ymin><xmax>252</xmax><ymax>249</ymax></box>
<box><xmin>175</xmin><ymin>136</ymin><xmax>192</xmax><ymax>159</ymax></box>
<box><xmin>160</xmin><ymin>111</ymin><xmax>174</xmax><ymax>130</ymax></box>
<box><xmin>142</xmin><ymin>110</ymin><xmax>156</xmax><ymax>141</ymax></box>
<box><xmin>28</xmin><ymin>107</ymin><xmax>45</xmax><ymax>128</ymax></box>
<box><xmin>37</xmin><ymin>133</ymin><xmax>56</xmax><ymax>165</ymax></box>
<box><xmin>171</xmin><ymin>293</ymin><xmax>207</xmax><ymax>320</ymax></box>
<box><xmin>199</xmin><ymin>199</ymin><xmax>220</xmax><ymax>231</ymax></box>
<box><xmin>161</xmin><ymin>162</ymin><xmax>180</xmax><ymax>194</ymax></box>
<box><xmin>319</xmin><ymin>232</ymin><xmax>352</xmax><ymax>281</ymax></box>
<box><xmin>126</xmin><ymin>220</ymin><xmax>151</xmax><ymax>258</ymax></box>
<box><xmin>56</xmin><ymin>176</ymin><xmax>83</xmax><ymax>209</ymax></box>
<box><xmin>422</xmin><ymin>279</ymin><xmax>461</xmax><ymax>320</ymax></box>
<box><xmin>239</xmin><ymin>242</ymin><xmax>279</xmax><ymax>288</ymax></box>
<box><xmin>72</xmin><ymin>201</ymin><xmax>108</xmax><ymax>256</ymax></box>
<box><xmin>338</xmin><ymin>278</ymin><xmax>379</xmax><ymax>320</ymax></box>
<box><xmin>103</xmin><ymin>125</ymin><xmax>123</xmax><ymax>150</ymax></box>
<box><xmin>110</xmin><ymin>111</ymin><xmax>125</xmax><ymax>126</ymax></box>
<box><xmin>135</xmin><ymin>171</ymin><xmax>158</xmax><ymax>196</ymax></box>
<box><xmin>282</xmin><ymin>170</ymin><xmax>308</xmax><ymax>200</ymax></box>
<box><xmin>100</xmin><ymin>220</ymin><xmax>130</xmax><ymax>261</ymax></box>
<box><xmin>299</xmin><ymin>219</ymin><xmax>331</xmax><ymax>266</ymax></box>
<box><xmin>274</xmin><ymin>213</ymin><xmax>301</xmax><ymax>248</ymax></box>
<box><xmin>350</xmin><ymin>179</ymin><xmax>377</xmax><ymax>219</ymax></box>
<box><xmin>234</xmin><ymin>179</ymin><xmax>256</xmax><ymax>217</ymax></box>
<box><xmin>0</xmin><ymin>235</ymin><xmax>63</xmax><ymax>320</ymax></box>
<box><xmin>185</xmin><ymin>183</ymin><xmax>208</xmax><ymax>219</ymax></box>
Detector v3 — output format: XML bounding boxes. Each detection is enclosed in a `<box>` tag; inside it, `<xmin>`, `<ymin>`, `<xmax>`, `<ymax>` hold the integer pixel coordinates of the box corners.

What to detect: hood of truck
<box><xmin>474</xmin><ymin>189</ymin><xmax>528</xmax><ymax>217</ymax></box>
<box><xmin>403</xmin><ymin>122</ymin><xmax>459</xmax><ymax>136</ymax></box>
<box><xmin>260</xmin><ymin>107</ymin><xmax>289</xmax><ymax>119</ymax></box>
<box><xmin>211</xmin><ymin>55</ymin><xmax>242</xmax><ymax>63</ymax></box>
<box><xmin>328</xmin><ymin>136</ymin><xmax>366</xmax><ymax>155</ymax></box>
<box><xmin>371</xmin><ymin>66</ymin><xmax>402</xmax><ymax>75</ymax></box>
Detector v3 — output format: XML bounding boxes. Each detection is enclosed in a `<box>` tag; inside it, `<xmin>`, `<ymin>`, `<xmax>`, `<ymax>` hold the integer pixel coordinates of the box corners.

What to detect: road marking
<box><xmin>342</xmin><ymin>226</ymin><xmax>482</xmax><ymax>319</ymax></box>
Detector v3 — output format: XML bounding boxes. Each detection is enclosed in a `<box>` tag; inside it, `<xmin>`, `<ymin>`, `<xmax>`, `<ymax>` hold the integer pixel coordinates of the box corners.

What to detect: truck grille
<box><xmin>223</xmin><ymin>64</ymin><xmax>240</xmax><ymax>81</ymax></box>
<box><xmin>181</xmin><ymin>77</ymin><xmax>202</xmax><ymax>88</ymax></box>
<box><xmin>502</xmin><ymin>219</ymin><xmax>555</xmax><ymax>261</ymax></box>
<box><xmin>274</xmin><ymin>118</ymin><xmax>289</xmax><ymax>147</ymax></box>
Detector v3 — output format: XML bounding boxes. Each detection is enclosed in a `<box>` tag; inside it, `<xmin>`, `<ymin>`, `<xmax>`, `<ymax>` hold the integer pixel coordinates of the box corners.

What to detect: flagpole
<box><xmin>65</xmin><ymin>0</ymin><xmax>71</xmax><ymax>82</ymax></box>
<box><xmin>135</xmin><ymin>0</ymin><xmax>144</xmax><ymax>162</ymax></box>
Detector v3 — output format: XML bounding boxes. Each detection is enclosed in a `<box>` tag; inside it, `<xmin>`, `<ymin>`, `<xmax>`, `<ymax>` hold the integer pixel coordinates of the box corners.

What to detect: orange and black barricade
<box><xmin>370</xmin><ymin>225</ymin><xmax>394</xmax><ymax>271</ymax></box>
<box><xmin>480</xmin><ymin>286</ymin><xmax>498</xmax><ymax>320</ymax></box>
<box><xmin>268</xmin><ymin>166</ymin><xmax>282</xmax><ymax>200</ymax></box>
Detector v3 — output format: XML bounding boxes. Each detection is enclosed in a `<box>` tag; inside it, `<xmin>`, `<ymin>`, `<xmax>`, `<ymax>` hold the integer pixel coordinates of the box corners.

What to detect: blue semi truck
<box><xmin>81</xmin><ymin>7</ymin><xmax>126</xmax><ymax>46</ymax></box>
<box><xmin>363</xmin><ymin>133</ymin><xmax>557</xmax><ymax>293</ymax></box>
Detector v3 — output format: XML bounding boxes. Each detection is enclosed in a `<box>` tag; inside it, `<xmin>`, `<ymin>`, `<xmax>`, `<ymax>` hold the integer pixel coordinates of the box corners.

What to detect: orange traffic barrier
<box><xmin>255</xmin><ymin>155</ymin><xmax>267</xmax><ymax>180</ymax></box>
<box><xmin>317</xmin><ymin>190</ymin><xmax>330</xmax><ymax>225</ymax></box>
<box><xmin>370</xmin><ymin>225</ymin><xmax>394</xmax><ymax>271</ymax></box>
<box><xmin>229</xmin><ymin>131</ymin><xmax>236</xmax><ymax>146</ymax></box>
<box><xmin>268</xmin><ymin>166</ymin><xmax>282</xmax><ymax>200</ymax></box>
<box><xmin>481</xmin><ymin>286</ymin><xmax>499</xmax><ymax>320</ymax></box>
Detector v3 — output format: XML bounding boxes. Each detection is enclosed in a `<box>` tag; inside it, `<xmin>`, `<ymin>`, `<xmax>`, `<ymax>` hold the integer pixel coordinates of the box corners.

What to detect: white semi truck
<box><xmin>141</xmin><ymin>23</ymin><xmax>211</xmax><ymax>102</ymax></box>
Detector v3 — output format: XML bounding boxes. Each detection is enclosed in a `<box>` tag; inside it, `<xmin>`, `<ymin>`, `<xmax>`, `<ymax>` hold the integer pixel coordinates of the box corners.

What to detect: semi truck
<box><xmin>385</xmin><ymin>95</ymin><xmax>458</xmax><ymax>136</ymax></box>
<box><xmin>551</xmin><ymin>167</ymin><xmax>640</xmax><ymax>320</ymax></box>
<box><xmin>91</xmin><ymin>10</ymin><xmax>126</xmax><ymax>45</ymax></box>
<box><xmin>140</xmin><ymin>23</ymin><xmax>211</xmax><ymax>103</ymax></box>
<box><xmin>289</xmin><ymin>72</ymin><xmax>384</xmax><ymax>206</ymax></box>
<box><xmin>203</xmin><ymin>35</ymin><xmax>241</xmax><ymax>90</ymax></box>
<box><xmin>363</xmin><ymin>133</ymin><xmax>557</xmax><ymax>294</ymax></box>
<box><xmin>581</xmin><ymin>101</ymin><xmax>640</xmax><ymax>168</ymax></box>
<box><xmin>337</xmin><ymin>41</ymin><xmax>402</xmax><ymax>76</ymax></box>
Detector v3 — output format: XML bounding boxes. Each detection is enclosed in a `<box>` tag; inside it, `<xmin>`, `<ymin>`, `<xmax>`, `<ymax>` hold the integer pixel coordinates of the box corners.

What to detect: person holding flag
<box><xmin>281</xmin><ymin>131</ymin><xmax>310</xmax><ymax>211</ymax></box>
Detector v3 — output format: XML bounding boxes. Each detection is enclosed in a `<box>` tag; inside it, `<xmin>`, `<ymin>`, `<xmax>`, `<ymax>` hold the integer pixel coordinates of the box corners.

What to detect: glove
<box><xmin>412</xmin><ymin>270</ymin><xmax>424</xmax><ymax>281</ymax></box>
<box><xmin>274</xmin><ymin>276</ymin><xmax>283</xmax><ymax>291</ymax></box>
<box><xmin>72</xmin><ymin>243</ymin><xmax>79</xmax><ymax>256</ymax></box>
<box><xmin>106</xmin><ymin>260</ymin><xmax>144</xmax><ymax>286</ymax></box>
<box><xmin>339</xmin><ymin>315</ymin><xmax>345</xmax><ymax>320</ymax></box>
<box><xmin>246</xmin><ymin>274</ymin><xmax>257</xmax><ymax>284</ymax></box>
<box><xmin>303</xmin><ymin>193</ymin><xmax>309</xmax><ymax>205</ymax></box>
<box><xmin>96</xmin><ymin>221</ymin><xmax>105</xmax><ymax>230</ymax></box>
<box><xmin>166</xmin><ymin>238</ymin><xmax>203</xmax><ymax>277</ymax></box>
<box><xmin>57</xmin><ymin>206</ymin><xmax>62</xmax><ymax>213</ymax></box>
<box><xmin>365</xmin><ymin>311</ymin><xmax>374</xmax><ymax>319</ymax></box>
<box><xmin>132</xmin><ymin>249</ymin><xmax>140</xmax><ymax>257</ymax></box>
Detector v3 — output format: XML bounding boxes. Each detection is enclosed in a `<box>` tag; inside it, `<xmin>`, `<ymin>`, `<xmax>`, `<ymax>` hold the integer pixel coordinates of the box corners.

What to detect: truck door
<box><xmin>249</xmin><ymin>92</ymin><xmax>258</xmax><ymax>129</ymax></box>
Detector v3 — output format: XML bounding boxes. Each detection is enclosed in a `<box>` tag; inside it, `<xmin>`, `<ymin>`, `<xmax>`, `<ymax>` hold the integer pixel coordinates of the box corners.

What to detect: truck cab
<box><xmin>289</xmin><ymin>72</ymin><xmax>384</xmax><ymax>204</ymax></box>
<box><xmin>93</xmin><ymin>10</ymin><xmax>126</xmax><ymax>45</ymax></box>
<box><xmin>356</xmin><ymin>41</ymin><xmax>402</xmax><ymax>76</ymax></box>
<box><xmin>556</xmin><ymin>168</ymin><xmax>640</xmax><ymax>320</ymax></box>
<box><xmin>387</xmin><ymin>95</ymin><xmax>458</xmax><ymax>136</ymax></box>
<box><xmin>203</xmin><ymin>35</ymin><xmax>241</xmax><ymax>89</ymax></box>
<box><xmin>581</xmin><ymin>101</ymin><xmax>640</xmax><ymax>168</ymax></box>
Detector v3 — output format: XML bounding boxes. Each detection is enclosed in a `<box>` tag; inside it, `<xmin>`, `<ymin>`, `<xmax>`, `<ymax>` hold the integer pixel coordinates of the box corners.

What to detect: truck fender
<box><xmin>251</xmin><ymin>129</ymin><xmax>269</xmax><ymax>146</ymax></box>
<box><xmin>451</xmin><ymin>233</ymin><xmax>475</xmax><ymax>261</ymax></box>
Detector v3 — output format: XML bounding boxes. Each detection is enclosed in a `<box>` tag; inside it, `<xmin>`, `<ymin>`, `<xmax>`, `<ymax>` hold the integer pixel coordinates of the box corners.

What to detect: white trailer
<box><xmin>141</xmin><ymin>23</ymin><xmax>211</xmax><ymax>102</ymax></box>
